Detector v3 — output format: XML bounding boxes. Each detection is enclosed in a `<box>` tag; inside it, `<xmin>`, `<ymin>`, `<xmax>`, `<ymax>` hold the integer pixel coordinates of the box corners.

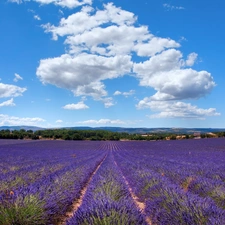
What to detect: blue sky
<box><xmin>0</xmin><ymin>0</ymin><xmax>224</xmax><ymax>128</ymax></box>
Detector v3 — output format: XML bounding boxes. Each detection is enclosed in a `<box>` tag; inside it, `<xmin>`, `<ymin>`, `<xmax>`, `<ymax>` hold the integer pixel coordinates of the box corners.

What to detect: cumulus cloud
<box><xmin>10</xmin><ymin>0</ymin><xmax>92</xmax><ymax>8</ymax></box>
<box><xmin>78</xmin><ymin>119</ymin><xmax>125</xmax><ymax>125</ymax></box>
<box><xmin>34</xmin><ymin>15</ymin><xmax>41</xmax><ymax>20</ymax></box>
<box><xmin>0</xmin><ymin>83</ymin><xmax>27</xmax><ymax>98</ymax></box>
<box><xmin>133</xmin><ymin>49</ymin><xmax>215</xmax><ymax>101</ymax></box>
<box><xmin>0</xmin><ymin>114</ymin><xmax>45</xmax><ymax>126</ymax></box>
<box><xmin>114</xmin><ymin>90</ymin><xmax>135</xmax><ymax>97</ymax></box>
<box><xmin>8</xmin><ymin>0</ymin><xmax>23</xmax><ymax>4</ymax></box>
<box><xmin>113</xmin><ymin>91</ymin><xmax>122</xmax><ymax>96</ymax></box>
<box><xmin>163</xmin><ymin>3</ymin><xmax>185</xmax><ymax>10</ymax></box>
<box><xmin>37</xmin><ymin>53</ymin><xmax>132</xmax><ymax>99</ymax></box>
<box><xmin>185</xmin><ymin>52</ymin><xmax>198</xmax><ymax>66</ymax></box>
<box><xmin>42</xmin><ymin>4</ymin><xmax>137</xmax><ymax>41</ymax></box>
<box><xmin>37</xmin><ymin>0</ymin><xmax>92</xmax><ymax>8</ymax></box>
<box><xmin>64</xmin><ymin>25</ymin><xmax>150</xmax><ymax>56</ymax></box>
<box><xmin>0</xmin><ymin>98</ymin><xmax>15</xmax><ymax>107</ymax></box>
<box><xmin>13</xmin><ymin>73</ymin><xmax>23</xmax><ymax>82</ymax></box>
<box><xmin>101</xmin><ymin>97</ymin><xmax>115</xmax><ymax>108</ymax></box>
<box><xmin>133</xmin><ymin>37</ymin><xmax>180</xmax><ymax>57</ymax></box>
<box><xmin>56</xmin><ymin>119</ymin><xmax>63</xmax><ymax>123</ymax></box>
<box><xmin>72</xmin><ymin>82</ymin><xmax>107</xmax><ymax>99</ymax></box>
<box><xmin>35</xmin><ymin>2</ymin><xmax>216</xmax><ymax>111</ymax></box>
<box><xmin>71</xmin><ymin>83</ymin><xmax>114</xmax><ymax>108</ymax></box>
<box><xmin>63</xmin><ymin>101</ymin><xmax>89</xmax><ymax>110</ymax></box>
<box><xmin>38</xmin><ymin>3</ymin><xmax>179</xmax><ymax>104</ymax></box>
<box><xmin>137</xmin><ymin>99</ymin><xmax>220</xmax><ymax>119</ymax></box>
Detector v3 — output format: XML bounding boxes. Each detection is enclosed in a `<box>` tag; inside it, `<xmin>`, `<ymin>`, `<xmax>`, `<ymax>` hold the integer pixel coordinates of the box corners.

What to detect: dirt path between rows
<box><xmin>113</xmin><ymin>159</ymin><xmax>152</xmax><ymax>225</ymax></box>
<box><xmin>58</xmin><ymin>154</ymin><xmax>107</xmax><ymax>225</ymax></box>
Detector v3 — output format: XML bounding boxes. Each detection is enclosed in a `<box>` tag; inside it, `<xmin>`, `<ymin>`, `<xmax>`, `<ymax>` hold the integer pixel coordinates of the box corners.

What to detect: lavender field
<box><xmin>0</xmin><ymin>138</ymin><xmax>225</xmax><ymax>225</ymax></box>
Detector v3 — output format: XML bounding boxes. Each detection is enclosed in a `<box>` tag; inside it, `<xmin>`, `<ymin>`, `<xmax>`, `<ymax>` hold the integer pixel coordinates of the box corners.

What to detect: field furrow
<box><xmin>59</xmin><ymin>154</ymin><xmax>107</xmax><ymax>225</ymax></box>
<box><xmin>66</xmin><ymin>150</ymin><xmax>147</xmax><ymax>225</ymax></box>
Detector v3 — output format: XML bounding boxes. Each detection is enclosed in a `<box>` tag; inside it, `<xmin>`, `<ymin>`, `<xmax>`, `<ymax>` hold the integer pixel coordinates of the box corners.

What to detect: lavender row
<box><xmin>67</xmin><ymin>151</ymin><xmax>147</xmax><ymax>225</ymax></box>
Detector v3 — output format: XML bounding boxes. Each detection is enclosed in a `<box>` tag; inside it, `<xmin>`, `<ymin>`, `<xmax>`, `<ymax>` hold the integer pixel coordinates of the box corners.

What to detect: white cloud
<box><xmin>81</xmin><ymin>96</ymin><xmax>87</xmax><ymax>101</ymax></box>
<box><xmin>37</xmin><ymin>53</ymin><xmax>132</xmax><ymax>98</ymax></box>
<box><xmin>28</xmin><ymin>9</ymin><xmax>35</xmax><ymax>13</ymax></box>
<box><xmin>0</xmin><ymin>83</ymin><xmax>27</xmax><ymax>98</ymax></box>
<box><xmin>59</xmin><ymin>9</ymin><xmax>64</xmax><ymax>15</ymax></box>
<box><xmin>0</xmin><ymin>114</ymin><xmax>45</xmax><ymax>126</ymax></box>
<box><xmin>35</xmin><ymin>0</ymin><xmax>92</xmax><ymax>8</ymax></box>
<box><xmin>72</xmin><ymin>82</ymin><xmax>107</xmax><ymax>99</ymax></box>
<box><xmin>27</xmin><ymin>8</ymin><xmax>41</xmax><ymax>20</ymax></box>
<box><xmin>71</xmin><ymin>83</ymin><xmax>114</xmax><ymax>108</ymax></box>
<box><xmin>12</xmin><ymin>0</ymin><xmax>92</xmax><ymax>8</ymax></box>
<box><xmin>37</xmin><ymin>3</ymin><xmax>159</xmax><ymax>104</ymax></box>
<box><xmin>56</xmin><ymin>119</ymin><xmax>63</xmax><ymax>123</ymax></box>
<box><xmin>137</xmin><ymin>99</ymin><xmax>220</xmax><ymax>119</ymax></box>
<box><xmin>0</xmin><ymin>98</ymin><xmax>15</xmax><ymax>107</ymax></box>
<box><xmin>185</xmin><ymin>52</ymin><xmax>198</xmax><ymax>66</ymax></box>
<box><xmin>34</xmin><ymin>15</ymin><xmax>41</xmax><ymax>20</ymax></box>
<box><xmin>133</xmin><ymin>37</ymin><xmax>180</xmax><ymax>57</ymax></box>
<box><xmin>63</xmin><ymin>101</ymin><xmax>89</xmax><ymax>110</ymax></box>
<box><xmin>113</xmin><ymin>91</ymin><xmax>122</xmax><ymax>96</ymax></box>
<box><xmin>101</xmin><ymin>97</ymin><xmax>115</xmax><ymax>108</ymax></box>
<box><xmin>78</xmin><ymin>119</ymin><xmax>125</xmax><ymax>125</ymax></box>
<box><xmin>163</xmin><ymin>3</ymin><xmax>185</xmax><ymax>10</ymax></box>
<box><xmin>36</xmin><ymin>2</ymin><xmax>216</xmax><ymax>111</ymax></box>
<box><xmin>133</xmin><ymin>49</ymin><xmax>215</xmax><ymax>101</ymax></box>
<box><xmin>13</xmin><ymin>73</ymin><xmax>23</xmax><ymax>82</ymax></box>
<box><xmin>65</xmin><ymin>25</ymin><xmax>150</xmax><ymax>56</ymax></box>
<box><xmin>42</xmin><ymin>3</ymin><xmax>137</xmax><ymax>41</ymax></box>
<box><xmin>8</xmin><ymin>0</ymin><xmax>23</xmax><ymax>4</ymax></box>
<box><xmin>113</xmin><ymin>90</ymin><xmax>135</xmax><ymax>97</ymax></box>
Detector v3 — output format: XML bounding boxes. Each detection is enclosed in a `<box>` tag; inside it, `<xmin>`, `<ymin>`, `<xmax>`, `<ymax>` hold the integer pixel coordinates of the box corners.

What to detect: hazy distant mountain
<box><xmin>0</xmin><ymin>126</ymin><xmax>45</xmax><ymax>131</ymax></box>
<box><xmin>68</xmin><ymin>127</ymin><xmax>225</xmax><ymax>134</ymax></box>
<box><xmin>1</xmin><ymin>126</ymin><xmax>224</xmax><ymax>134</ymax></box>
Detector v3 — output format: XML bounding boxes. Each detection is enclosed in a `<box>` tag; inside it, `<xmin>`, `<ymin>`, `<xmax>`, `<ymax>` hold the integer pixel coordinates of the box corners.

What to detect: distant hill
<box><xmin>0</xmin><ymin>126</ymin><xmax>45</xmax><ymax>132</ymax></box>
<box><xmin>0</xmin><ymin>126</ymin><xmax>225</xmax><ymax>134</ymax></box>
<box><xmin>67</xmin><ymin>127</ymin><xmax>225</xmax><ymax>134</ymax></box>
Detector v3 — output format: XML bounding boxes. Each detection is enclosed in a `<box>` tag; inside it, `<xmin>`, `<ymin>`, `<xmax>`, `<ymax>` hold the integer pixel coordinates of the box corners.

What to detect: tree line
<box><xmin>0</xmin><ymin>129</ymin><xmax>224</xmax><ymax>141</ymax></box>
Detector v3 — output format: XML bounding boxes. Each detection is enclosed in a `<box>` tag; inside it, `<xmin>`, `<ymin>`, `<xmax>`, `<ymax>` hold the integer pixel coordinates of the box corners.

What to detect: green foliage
<box><xmin>216</xmin><ymin>131</ymin><xmax>225</xmax><ymax>137</ymax></box>
<box><xmin>170</xmin><ymin>134</ymin><xmax>177</xmax><ymax>140</ymax></box>
<box><xmin>0</xmin><ymin>129</ymin><xmax>39</xmax><ymax>140</ymax></box>
<box><xmin>0</xmin><ymin>194</ymin><xmax>46</xmax><ymax>225</ymax></box>
<box><xmin>94</xmin><ymin>180</ymin><xmax>127</xmax><ymax>202</ymax></box>
<box><xmin>1</xmin><ymin>128</ymin><xmax>223</xmax><ymax>141</ymax></box>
